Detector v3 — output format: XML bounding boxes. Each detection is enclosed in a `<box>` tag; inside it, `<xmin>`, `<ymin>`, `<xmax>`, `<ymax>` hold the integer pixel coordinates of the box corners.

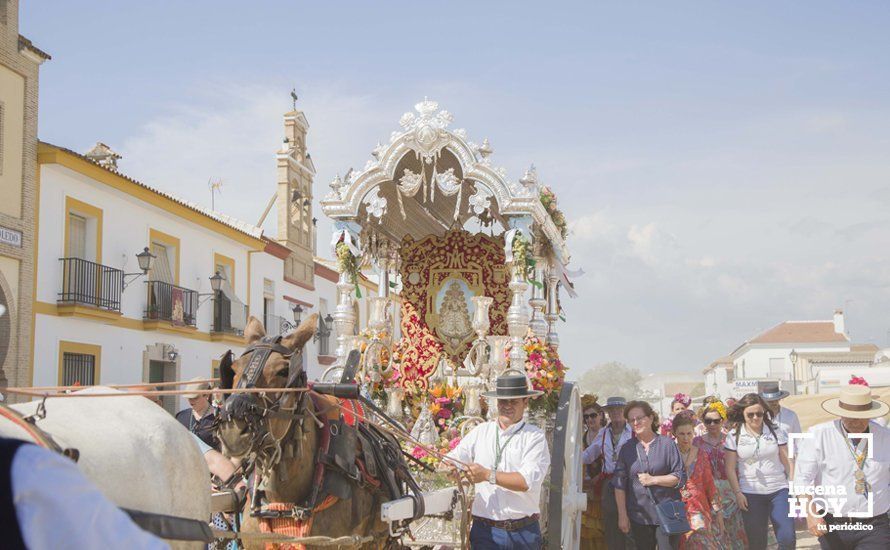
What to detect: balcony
<box><xmin>212</xmin><ymin>294</ymin><xmax>248</xmax><ymax>336</ymax></box>
<box><xmin>57</xmin><ymin>258</ymin><xmax>124</xmax><ymax>317</ymax></box>
<box><xmin>144</xmin><ymin>280</ymin><xmax>198</xmax><ymax>327</ymax></box>
<box><xmin>263</xmin><ymin>313</ymin><xmax>289</xmax><ymax>337</ymax></box>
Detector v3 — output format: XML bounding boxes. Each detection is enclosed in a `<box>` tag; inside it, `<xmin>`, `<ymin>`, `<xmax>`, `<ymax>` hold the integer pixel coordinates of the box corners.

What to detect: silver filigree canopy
<box><xmin>320</xmin><ymin>98</ymin><xmax>570</xmax><ymax>263</ymax></box>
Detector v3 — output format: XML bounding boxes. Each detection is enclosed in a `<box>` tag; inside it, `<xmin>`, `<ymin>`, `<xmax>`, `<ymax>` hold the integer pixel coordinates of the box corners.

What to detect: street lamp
<box><xmin>123</xmin><ymin>247</ymin><xmax>156</xmax><ymax>290</ymax></box>
<box><xmin>789</xmin><ymin>349</ymin><xmax>798</xmax><ymax>395</ymax></box>
<box><xmin>292</xmin><ymin>303</ymin><xmax>304</xmax><ymax>325</ymax></box>
<box><xmin>313</xmin><ymin>313</ymin><xmax>334</xmax><ymax>343</ymax></box>
<box><xmin>198</xmin><ymin>272</ymin><xmax>225</xmax><ymax>308</ymax></box>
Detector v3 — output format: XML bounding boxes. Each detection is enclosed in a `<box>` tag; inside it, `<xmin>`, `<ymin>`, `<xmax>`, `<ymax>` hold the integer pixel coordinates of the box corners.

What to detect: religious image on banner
<box><xmin>171</xmin><ymin>287</ymin><xmax>185</xmax><ymax>326</ymax></box>
<box><xmin>399</xmin><ymin>229</ymin><xmax>510</xmax><ymax>366</ymax></box>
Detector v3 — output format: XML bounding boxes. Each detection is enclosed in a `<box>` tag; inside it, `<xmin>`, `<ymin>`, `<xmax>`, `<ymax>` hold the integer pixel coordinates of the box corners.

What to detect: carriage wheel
<box><xmin>546</xmin><ymin>381</ymin><xmax>587</xmax><ymax>549</ymax></box>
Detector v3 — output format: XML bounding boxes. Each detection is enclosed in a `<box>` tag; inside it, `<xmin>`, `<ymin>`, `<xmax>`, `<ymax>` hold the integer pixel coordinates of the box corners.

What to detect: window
<box><xmin>64</xmin><ymin>197</ymin><xmax>103</xmax><ymax>263</ymax></box>
<box><xmin>67</xmin><ymin>213</ymin><xmax>87</xmax><ymax>259</ymax></box>
<box><xmin>148</xmin><ymin>229</ymin><xmax>180</xmax><ymax>285</ymax></box>
<box><xmin>58</xmin><ymin>341</ymin><xmax>100</xmax><ymax>386</ymax></box>
<box><xmin>769</xmin><ymin>357</ymin><xmax>786</xmax><ymax>379</ymax></box>
<box><xmin>149</xmin><ymin>359</ymin><xmax>177</xmax><ymax>415</ymax></box>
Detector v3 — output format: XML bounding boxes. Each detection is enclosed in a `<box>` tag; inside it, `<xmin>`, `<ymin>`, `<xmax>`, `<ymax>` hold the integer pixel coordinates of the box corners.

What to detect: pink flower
<box><xmin>435</xmin><ymin>397</ymin><xmax>451</xmax><ymax>405</ymax></box>
<box><xmin>438</xmin><ymin>408</ymin><xmax>452</xmax><ymax>420</ymax></box>
<box><xmin>449</xmin><ymin>437</ymin><xmax>461</xmax><ymax>450</ymax></box>
<box><xmin>850</xmin><ymin>375</ymin><xmax>869</xmax><ymax>387</ymax></box>
<box><xmin>411</xmin><ymin>446</ymin><xmax>428</xmax><ymax>459</ymax></box>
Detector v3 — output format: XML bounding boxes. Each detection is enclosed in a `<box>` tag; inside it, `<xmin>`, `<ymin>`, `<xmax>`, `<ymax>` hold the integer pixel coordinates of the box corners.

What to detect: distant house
<box><xmin>703</xmin><ymin>310</ymin><xmax>882</xmax><ymax>397</ymax></box>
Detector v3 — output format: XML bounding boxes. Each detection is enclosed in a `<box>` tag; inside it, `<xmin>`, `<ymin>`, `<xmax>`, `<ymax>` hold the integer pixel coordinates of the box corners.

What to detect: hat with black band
<box><xmin>482</xmin><ymin>370</ymin><xmax>543</xmax><ymax>399</ymax></box>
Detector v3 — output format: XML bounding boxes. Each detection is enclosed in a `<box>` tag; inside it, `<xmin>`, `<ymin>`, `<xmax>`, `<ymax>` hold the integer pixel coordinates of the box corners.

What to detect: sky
<box><xmin>21</xmin><ymin>1</ymin><xmax>890</xmax><ymax>379</ymax></box>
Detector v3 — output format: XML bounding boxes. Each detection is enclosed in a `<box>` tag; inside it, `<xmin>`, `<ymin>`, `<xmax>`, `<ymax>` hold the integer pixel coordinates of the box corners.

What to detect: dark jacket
<box><xmin>176</xmin><ymin>406</ymin><xmax>219</xmax><ymax>450</ymax></box>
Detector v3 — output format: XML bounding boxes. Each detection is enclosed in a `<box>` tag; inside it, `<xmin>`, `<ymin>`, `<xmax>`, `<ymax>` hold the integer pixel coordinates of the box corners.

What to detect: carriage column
<box><xmin>545</xmin><ymin>265</ymin><xmax>560</xmax><ymax>351</ymax></box>
<box><xmin>528</xmin><ymin>238</ymin><xmax>548</xmax><ymax>340</ymax></box>
<box><xmin>332</xmin><ymin>225</ymin><xmax>359</xmax><ymax>364</ymax></box>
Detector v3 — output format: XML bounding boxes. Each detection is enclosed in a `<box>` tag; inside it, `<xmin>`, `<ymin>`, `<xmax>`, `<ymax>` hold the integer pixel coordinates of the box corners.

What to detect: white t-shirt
<box><xmin>725</xmin><ymin>424</ymin><xmax>789</xmax><ymax>494</ymax></box>
<box><xmin>774</xmin><ymin>406</ymin><xmax>802</xmax><ymax>437</ymax></box>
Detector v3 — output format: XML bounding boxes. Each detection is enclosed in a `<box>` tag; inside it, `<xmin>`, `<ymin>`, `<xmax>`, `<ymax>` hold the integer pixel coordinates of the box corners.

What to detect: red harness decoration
<box><xmin>256</xmin><ymin>495</ymin><xmax>338</xmax><ymax>550</ymax></box>
<box><xmin>338</xmin><ymin>397</ymin><xmax>365</xmax><ymax>427</ymax></box>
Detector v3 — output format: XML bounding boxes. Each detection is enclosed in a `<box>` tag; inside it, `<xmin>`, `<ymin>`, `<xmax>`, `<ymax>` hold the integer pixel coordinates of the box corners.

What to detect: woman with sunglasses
<box><xmin>693</xmin><ymin>399</ymin><xmax>747</xmax><ymax>549</ymax></box>
<box><xmin>724</xmin><ymin>393</ymin><xmax>794</xmax><ymax>550</ymax></box>
<box><xmin>671</xmin><ymin>412</ymin><xmax>723</xmax><ymax>549</ymax></box>
<box><xmin>581</xmin><ymin>396</ymin><xmax>607</xmax><ymax>550</ymax></box>
<box><xmin>614</xmin><ymin>400</ymin><xmax>686</xmax><ymax>549</ymax></box>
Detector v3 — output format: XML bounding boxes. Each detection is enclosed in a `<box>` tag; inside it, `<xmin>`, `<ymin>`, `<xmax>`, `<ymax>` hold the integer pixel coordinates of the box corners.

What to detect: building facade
<box><xmin>29</xmin><ymin>107</ymin><xmax>379</xmax><ymax>408</ymax></box>
<box><xmin>703</xmin><ymin>310</ymin><xmax>883</xmax><ymax>397</ymax></box>
<box><xmin>0</xmin><ymin>1</ymin><xmax>49</xmax><ymax>391</ymax></box>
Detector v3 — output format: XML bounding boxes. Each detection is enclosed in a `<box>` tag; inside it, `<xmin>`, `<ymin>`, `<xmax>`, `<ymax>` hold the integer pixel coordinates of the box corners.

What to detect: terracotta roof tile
<box><xmin>749</xmin><ymin>321</ymin><xmax>848</xmax><ymax>345</ymax></box>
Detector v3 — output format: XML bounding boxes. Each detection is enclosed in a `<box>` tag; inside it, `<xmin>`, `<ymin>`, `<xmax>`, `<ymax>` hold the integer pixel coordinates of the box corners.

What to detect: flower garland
<box><xmin>511</xmin><ymin>232</ymin><xmax>542</xmax><ymax>288</ymax></box>
<box><xmin>335</xmin><ymin>241</ymin><xmax>361</xmax><ymax>298</ymax></box>
<box><xmin>428</xmin><ymin>382</ymin><xmax>463</xmax><ymax>431</ymax></box>
<box><xmin>504</xmin><ymin>331</ymin><xmax>567</xmax><ymax>413</ymax></box>
<box><xmin>540</xmin><ymin>186</ymin><xmax>568</xmax><ymax>240</ymax></box>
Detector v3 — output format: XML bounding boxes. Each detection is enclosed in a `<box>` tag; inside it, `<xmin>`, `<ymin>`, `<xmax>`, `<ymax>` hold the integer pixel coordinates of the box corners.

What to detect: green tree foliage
<box><xmin>578</xmin><ymin>362</ymin><xmax>643</xmax><ymax>401</ymax></box>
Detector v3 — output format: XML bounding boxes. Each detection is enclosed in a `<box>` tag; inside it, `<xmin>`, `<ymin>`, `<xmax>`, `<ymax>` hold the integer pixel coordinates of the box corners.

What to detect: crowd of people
<box><xmin>580</xmin><ymin>380</ymin><xmax>890</xmax><ymax>550</ymax></box>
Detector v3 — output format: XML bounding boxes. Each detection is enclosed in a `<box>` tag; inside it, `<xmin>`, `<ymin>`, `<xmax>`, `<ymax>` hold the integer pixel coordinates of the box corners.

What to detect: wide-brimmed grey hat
<box><xmin>604</xmin><ymin>397</ymin><xmax>627</xmax><ymax>408</ymax></box>
<box><xmin>481</xmin><ymin>372</ymin><xmax>543</xmax><ymax>399</ymax></box>
<box><xmin>759</xmin><ymin>382</ymin><xmax>790</xmax><ymax>401</ymax></box>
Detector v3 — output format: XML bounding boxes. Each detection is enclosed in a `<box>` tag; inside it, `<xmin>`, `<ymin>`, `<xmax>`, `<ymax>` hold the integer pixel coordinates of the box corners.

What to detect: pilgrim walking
<box><xmin>582</xmin><ymin>396</ymin><xmax>636</xmax><ymax>549</ymax></box>
<box><xmin>444</xmin><ymin>372</ymin><xmax>551</xmax><ymax>549</ymax></box>
<box><xmin>794</xmin><ymin>384</ymin><xmax>890</xmax><ymax>549</ymax></box>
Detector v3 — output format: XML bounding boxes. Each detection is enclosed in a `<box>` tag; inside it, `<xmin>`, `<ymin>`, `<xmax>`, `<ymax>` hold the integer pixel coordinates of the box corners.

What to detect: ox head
<box><xmin>217</xmin><ymin>313</ymin><xmax>318</xmax><ymax>458</ymax></box>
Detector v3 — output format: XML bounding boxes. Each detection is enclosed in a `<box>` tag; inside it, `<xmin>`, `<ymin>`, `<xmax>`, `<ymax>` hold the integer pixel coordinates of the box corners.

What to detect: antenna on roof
<box><xmin>209</xmin><ymin>178</ymin><xmax>223</xmax><ymax>210</ymax></box>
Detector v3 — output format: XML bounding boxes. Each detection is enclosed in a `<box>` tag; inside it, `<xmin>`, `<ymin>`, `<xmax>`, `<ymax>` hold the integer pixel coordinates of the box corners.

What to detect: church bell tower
<box><xmin>276</xmin><ymin>108</ymin><xmax>316</xmax><ymax>288</ymax></box>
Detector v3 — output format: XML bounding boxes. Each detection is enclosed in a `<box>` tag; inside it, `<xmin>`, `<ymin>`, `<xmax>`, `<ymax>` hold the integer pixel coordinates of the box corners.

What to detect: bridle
<box><xmin>217</xmin><ymin>335</ymin><xmax>309</xmax><ymax>476</ymax></box>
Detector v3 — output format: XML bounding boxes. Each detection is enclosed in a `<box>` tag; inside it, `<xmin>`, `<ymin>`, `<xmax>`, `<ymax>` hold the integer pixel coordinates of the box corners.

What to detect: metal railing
<box><xmin>213</xmin><ymin>294</ymin><xmax>247</xmax><ymax>335</ymax></box>
<box><xmin>144</xmin><ymin>280</ymin><xmax>198</xmax><ymax>327</ymax></box>
<box><xmin>58</xmin><ymin>257</ymin><xmax>124</xmax><ymax>312</ymax></box>
<box><xmin>263</xmin><ymin>314</ymin><xmax>288</xmax><ymax>337</ymax></box>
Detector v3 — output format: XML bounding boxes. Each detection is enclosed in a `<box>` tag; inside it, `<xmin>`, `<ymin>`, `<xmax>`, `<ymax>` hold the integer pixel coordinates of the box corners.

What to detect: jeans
<box><xmin>629</xmin><ymin>522</ymin><xmax>680</xmax><ymax>550</ymax></box>
<box><xmin>602</xmin><ymin>481</ymin><xmax>635</xmax><ymax>549</ymax></box>
<box><xmin>469</xmin><ymin>519</ymin><xmax>542</xmax><ymax>549</ymax></box>
<box><xmin>741</xmin><ymin>488</ymin><xmax>795</xmax><ymax>550</ymax></box>
<box><xmin>818</xmin><ymin>513</ymin><xmax>890</xmax><ymax>550</ymax></box>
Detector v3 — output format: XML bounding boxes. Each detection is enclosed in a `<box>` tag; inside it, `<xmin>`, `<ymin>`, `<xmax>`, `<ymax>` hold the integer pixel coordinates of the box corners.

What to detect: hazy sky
<box><xmin>23</xmin><ymin>1</ymin><xmax>890</xmax><ymax>378</ymax></box>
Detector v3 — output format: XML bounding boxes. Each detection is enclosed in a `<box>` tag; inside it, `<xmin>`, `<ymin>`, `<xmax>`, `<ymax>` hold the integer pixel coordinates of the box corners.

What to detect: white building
<box><xmin>30</xmin><ymin>109</ymin><xmax>376</xmax><ymax>410</ymax></box>
<box><xmin>703</xmin><ymin>310</ymin><xmax>880</xmax><ymax>398</ymax></box>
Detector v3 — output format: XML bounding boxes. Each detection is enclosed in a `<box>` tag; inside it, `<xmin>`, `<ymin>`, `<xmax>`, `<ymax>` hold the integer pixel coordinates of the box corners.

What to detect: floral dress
<box><xmin>679</xmin><ymin>449</ymin><xmax>722</xmax><ymax>549</ymax></box>
<box><xmin>693</xmin><ymin>434</ymin><xmax>747</xmax><ymax>550</ymax></box>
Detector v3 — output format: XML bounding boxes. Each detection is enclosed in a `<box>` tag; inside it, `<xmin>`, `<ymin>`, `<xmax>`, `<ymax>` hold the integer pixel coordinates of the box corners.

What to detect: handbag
<box><xmin>636</xmin><ymin>443</ymin><xmax>690</xmax><ymax>535</ymax></box>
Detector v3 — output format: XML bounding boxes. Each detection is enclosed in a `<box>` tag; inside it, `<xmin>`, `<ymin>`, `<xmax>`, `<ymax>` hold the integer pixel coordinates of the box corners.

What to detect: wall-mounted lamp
<box><xmin>313</xmin><ymin>313</ymin><xmax>334</xmax><ymax>343</ymax></box>
<box><xmin>123</xmin><ymin>247</ymin><xmax>156</xmax><ymax>290</ymax></box>
<box><xmin>197</xmin><ymin>271</ymin><xmax>225</xmax><ymax>308</ymax></box>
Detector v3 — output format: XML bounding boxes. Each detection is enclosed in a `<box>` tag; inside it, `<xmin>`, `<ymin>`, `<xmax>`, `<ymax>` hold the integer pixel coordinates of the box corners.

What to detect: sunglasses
<box><xmin>703</xmin><ymin>418</ymin><xmax>722</xmax><ymax>425</ymax></box>
<box><xmin>746</xmin><ymin>411</ymin><xmax>764</xmax><ymax>419</ymax></box>
<box><xmin>583</xmin><ymin>413</ymin><xmax>599</xmax><ymax>419</ymax></box>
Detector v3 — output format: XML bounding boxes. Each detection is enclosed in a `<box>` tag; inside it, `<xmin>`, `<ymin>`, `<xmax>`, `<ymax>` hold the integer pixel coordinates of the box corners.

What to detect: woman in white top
<box><xmin>724</xmin><ymin>393</ymin><xmax>794</xmax><ymax>550</ymax></box>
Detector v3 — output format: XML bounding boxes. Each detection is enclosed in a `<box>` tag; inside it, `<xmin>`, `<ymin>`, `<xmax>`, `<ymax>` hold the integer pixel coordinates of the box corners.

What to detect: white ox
<box><xmin>1</xmin><ymin>387</ymin><xmax>210</xmax><ymax>547</ymax></box>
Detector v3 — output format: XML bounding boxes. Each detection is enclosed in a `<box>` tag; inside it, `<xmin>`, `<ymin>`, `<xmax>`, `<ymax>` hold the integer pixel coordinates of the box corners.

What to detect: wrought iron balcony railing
<box><xmin>212</xmin><ymin>294</ymin><xmax>248</xmax><ymax>335</ymax></box>
<box><xmin>58</xmin><ymin>257</ymin><xmax>124</xmax><ymax>312</ymax></box>
<box><xmin>144</xmin><ymin>280</ymin><xmax>198</xmax><ymax>327</ymax></box>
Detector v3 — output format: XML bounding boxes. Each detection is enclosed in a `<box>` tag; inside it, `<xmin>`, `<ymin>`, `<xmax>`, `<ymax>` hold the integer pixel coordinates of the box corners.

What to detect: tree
<box><xmin>578</xmin><ymin>362</ymin><xmax>643</xmax><ymax>402</ymax></box>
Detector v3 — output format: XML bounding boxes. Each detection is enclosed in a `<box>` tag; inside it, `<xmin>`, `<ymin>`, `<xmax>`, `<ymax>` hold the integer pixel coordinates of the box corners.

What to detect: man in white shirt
<box><xmin>445</xmin><ymin>373</ymin><xmax>551</xmax><ymax>549</ymax></box>
<box><xmin>760</xmin><ymin>382</ymin><xmax>802</xmax><ymax>435</ymax></box>
<box><xmin>794</xmin><ymin>385</ymin><xmax>890</xmax><ymax>548</ymax></box>
<box><xmin>581</xmin><ymin>396</ymin><xmax>634</xmax><ymax>549</ymax></box>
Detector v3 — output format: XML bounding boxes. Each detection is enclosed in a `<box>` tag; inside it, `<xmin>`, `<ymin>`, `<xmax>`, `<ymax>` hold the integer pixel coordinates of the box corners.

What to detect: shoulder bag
<box><xmin>636</xmin><ymin>442</ymin><xmax>690</xmax><ymax>535</ymax></box>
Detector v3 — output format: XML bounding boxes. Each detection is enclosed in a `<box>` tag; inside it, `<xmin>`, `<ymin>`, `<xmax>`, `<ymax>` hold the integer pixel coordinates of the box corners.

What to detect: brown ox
<box><xmin>218</xmin><ymin>314</ymin><xmax>390</xmax><ymax>549</ymax></box>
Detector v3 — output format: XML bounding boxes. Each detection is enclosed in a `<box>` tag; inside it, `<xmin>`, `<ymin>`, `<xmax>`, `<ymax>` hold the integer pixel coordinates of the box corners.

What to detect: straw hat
<box><xmin>821</xmin><ymin>385</ymin><xmax>890</xmax><ymax>419</ymax></box>
<box><xmin>182</xmin><ymin>377</ymin><xmax>211</xmax><ymax>399</ymax></box>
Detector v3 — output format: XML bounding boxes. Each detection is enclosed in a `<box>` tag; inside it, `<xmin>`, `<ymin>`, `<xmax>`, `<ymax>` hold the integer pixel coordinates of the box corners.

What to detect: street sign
<box><xmin>732</xmin><ymin>379</ymin><xmax>760</xmax><ymax>399</ymax></box>
<box><xmin>0</xmin><ymin>226</ymin><xmax>22</xmax><ymax>247</ymax></box>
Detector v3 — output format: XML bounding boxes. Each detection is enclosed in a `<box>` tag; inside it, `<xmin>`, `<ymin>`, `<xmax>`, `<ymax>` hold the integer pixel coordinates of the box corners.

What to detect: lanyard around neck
<box><xmin>494</xmin><ymin>422</ymin><xmax>525</xmax><ymax>472</ymax></box>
